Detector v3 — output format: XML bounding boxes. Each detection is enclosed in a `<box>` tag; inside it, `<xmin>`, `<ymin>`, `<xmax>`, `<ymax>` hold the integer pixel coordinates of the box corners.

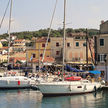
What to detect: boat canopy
<box><xmin>21</xmin><ymin>67</ymin><xmax>32</xmax><ymax>70</ymax></box>
<box><xmin>88</xmin><ymin>70</ymin><xmax>101</xmax><ymax>74</ymax></box>
<box><xmin>65</xmin><ymin>65</ymin><xmax>85</xmax><ymax>72</ymax></box>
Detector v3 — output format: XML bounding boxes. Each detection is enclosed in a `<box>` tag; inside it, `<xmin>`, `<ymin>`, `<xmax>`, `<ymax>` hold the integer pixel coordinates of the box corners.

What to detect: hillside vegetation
<box><xmin>0</xmin><ymin>28</ymin><xmax>99</xmax><ymax>40</ymax></box>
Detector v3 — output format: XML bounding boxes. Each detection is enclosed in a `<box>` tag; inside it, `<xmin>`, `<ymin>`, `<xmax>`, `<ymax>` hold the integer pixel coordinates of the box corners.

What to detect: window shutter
<box><xmin>98</xmin><ymin>55</ymin><xmax>100</xmax><ymax>62</ymax></box>
<box><xmin>104</xmin><ymin>54</ymin><xmax>107</xmax><ymax>62</ymax></box>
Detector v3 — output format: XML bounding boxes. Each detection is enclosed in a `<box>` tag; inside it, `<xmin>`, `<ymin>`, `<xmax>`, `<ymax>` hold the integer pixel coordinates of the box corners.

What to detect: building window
<box><xmin>67</xmin><ymin>43</ymin><xmax>70</xmax><ymax>47</ymax></box>
<box><xmin>98</xmin><ymin>54</ymin><xmax>106</xmax><ymax>62</ymax></box>
<box><xmin>72</xmin><ymin>58</ymin><xmax>75</xmax><ymax>61</ymax></box>
<box><xmin>42</xmin><ymin>44</ymin><xmax>45</xmax><ymax>47</ymax></box>
<box><xmin>48</xmin><ymin>38</ymin><xmax>50</xmax><ymax>42</ymax></box>
<box><xmin>83</xmin><ymin>42</ymin><xmax>86</xmax><ymax>47</ymax></box>
<box><xmin>56</xmin><ymin>51</ymin><xmax>60</xmax><ymax>55</ymax></box>
<box><xmin>75</xmin><ymin>58</ymin><xmax>80</xmax><ymax>61</ymax></box>
<box><xmin>56</xmin><ymin>42</ymin><xmax>59</xmax><ymax>47</ymax></box>
<box><xmin>100</xmin><ymin>39</ymin><xmax>104</xmax><ymax>46</ymax></box>
<box><xmin>32</xmin><ymin>54</ymin><xmax>36</xmax><ymax>58</ymax></box>
<box><xmin>40</xmin><ymin>54</ymin><xmax>43</xmax><ymax>57</ymax></box>
<box><xmin>76</xmin><ymin>42</ymin><xmax>79</xmax><ymax>47</ymax></box>
<box><xmin>75</xmin><ymin>37</ymin><xmax>80</xmax><ymax>39</ymax></box>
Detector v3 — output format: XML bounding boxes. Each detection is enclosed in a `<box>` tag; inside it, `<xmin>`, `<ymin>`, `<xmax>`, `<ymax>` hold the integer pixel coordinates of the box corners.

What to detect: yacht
<box><xmin>0</xmin><ymin>75</ymin><xmax>35</xmax><ymax>89</ymax></box>
<box><xmin>37</xmin><ymin>79</ymin><xmax>101</xmax><ymax>96</ymax></box>
<box><xmin>36</xmin><ymin>0</ymin><xmax>101</xmax><ymax>96</ymax></box>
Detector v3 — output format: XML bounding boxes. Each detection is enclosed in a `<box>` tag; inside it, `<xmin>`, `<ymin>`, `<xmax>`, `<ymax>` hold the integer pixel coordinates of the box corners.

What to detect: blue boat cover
<box><xmin>65</xmin><ymin>65</ymin><xmax>85</xmax><ymax>72</ymax></box>
<box><xmin>89</xmin><ymin>70</ymin><xmax>101</xmax><ymax>74</ymax></box>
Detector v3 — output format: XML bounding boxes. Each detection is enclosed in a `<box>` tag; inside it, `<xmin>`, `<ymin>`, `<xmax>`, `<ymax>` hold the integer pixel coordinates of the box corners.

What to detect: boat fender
<box><xmin>94</xmin><ymin>86</ymin><xmax>96</xmax><ymax>92</ymax></box>
<box><xmin>84</xmin><ymin>85</ymin><xmax>87</xmax><ymax>90</ymax></box>
<box><xmin>18</xmin><ymin>81</ymin><xmax>20</xmax><ymax>85</ymax></box>
<box><xmin>28</xmin><ymin>81</ymin><xmax>30</xmax><ymax>85</ymax></box>
<box><xmin>69</xmin><ymin>85</ymin><xmax>72</xmax><ymax>91</ymax></box>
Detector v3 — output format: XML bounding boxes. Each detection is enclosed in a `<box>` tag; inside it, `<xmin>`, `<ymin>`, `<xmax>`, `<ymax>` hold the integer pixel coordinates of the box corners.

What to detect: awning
<box><xmin>89</xmin><ymin>70</ymin><xmax>101</xmax><ymax>74</ymax></box>
<box><xmin>21</xmin><ymin>67</ymin><xmax>32</xmax><ymax>70</ymax></box>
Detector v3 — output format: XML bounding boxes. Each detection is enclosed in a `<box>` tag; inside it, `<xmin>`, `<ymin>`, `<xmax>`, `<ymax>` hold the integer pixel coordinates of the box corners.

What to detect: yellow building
<box><xmin>27</xmin><ymin>37</ymin><xmax>51</xmax><ymax>62</ymax></box>
<box><xmin>12</xmin><ymin>39</ymin><xmax>26</xmax><ymax>52</ymax></box>
<box><xmin>0</xmin><ymin>54</ymin><xmax>7</xmax><ymax>63</ymax></box>
<box><xmin>0</xmin><ymin>41</ymin><xmax>3</xmax><ymax>48</ymax></box>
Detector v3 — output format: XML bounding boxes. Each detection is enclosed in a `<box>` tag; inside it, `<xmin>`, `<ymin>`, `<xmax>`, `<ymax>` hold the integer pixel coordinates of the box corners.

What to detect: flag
<box><xmin>30</xmin><ymin>55</ymin><xmax>33</xmax><ymax>61</ymax></box>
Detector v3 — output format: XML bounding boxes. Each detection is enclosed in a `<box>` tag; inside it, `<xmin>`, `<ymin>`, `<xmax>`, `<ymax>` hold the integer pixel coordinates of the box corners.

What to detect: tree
<box><xmin>0</xmin><ymin>28</ymin><xmax>99</xmax><ymax>40</ymax></box>
<box><xmin>2</xmin><ymin>41</ymin><xmax>8</xmax><ymax>47</ymax></box>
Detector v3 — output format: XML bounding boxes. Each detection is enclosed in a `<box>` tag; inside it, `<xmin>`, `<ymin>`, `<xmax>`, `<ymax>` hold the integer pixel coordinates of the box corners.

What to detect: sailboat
<box><xmin>37</xmin><ymin>0</ymin><xmax>101</xmax><ymax>96</ymax></box>
<box><xmin>0</xmin><ymin>0</ymin><xmax>36</xmax><ymax>89</ymax></box>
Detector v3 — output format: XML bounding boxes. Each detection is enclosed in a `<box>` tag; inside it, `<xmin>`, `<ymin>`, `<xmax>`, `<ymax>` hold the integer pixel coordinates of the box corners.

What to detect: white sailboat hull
<box><xmin>37</xmin><ymin>80</ymin><xmax>101</xmax><ymax>96</ymax></box>
<box><xmin>0</xmin><ymin>76</ymin><xmax>35</xmax><ymax>89</ymax></box>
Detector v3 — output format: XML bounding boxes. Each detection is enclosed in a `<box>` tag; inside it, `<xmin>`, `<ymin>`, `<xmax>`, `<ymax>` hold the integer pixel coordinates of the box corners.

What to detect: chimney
<box><xmin>101</xmin><ymin>20</ymin><xmax>104</xmax><ymax>24</ymax></box>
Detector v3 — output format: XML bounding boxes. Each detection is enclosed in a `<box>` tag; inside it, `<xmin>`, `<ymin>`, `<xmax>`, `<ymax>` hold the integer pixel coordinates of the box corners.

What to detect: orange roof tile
<box><xmin>9</xmin><ymin>57</ymin><xmax>26</xmax><ymax>64</ymax></box>
<box><xmin>30</xmin><ymin>57</ymin><xmax>55</xmax><ymax>63</ymax></box>
<box><xmin>36</xmin><ymin>37</ymin><xmax>47</xmax><ymax>42</ymax></box>
<box><xmin>14</xmin><ymin>39</ymin><xmax>24</xmax><ymax>42</ymax></box>
<box><xmin>2</xmin><ymin>47</ymin><xmax>8</xmax><ymax>49</ymax></box>
<box><xmin>10</xmin><ymin>57</ymin><xmax>26</xmax><ymax>60</ymax></box>
<box><xmin>0</xmin><ymin>47</ymin><xmax>8</xmax><ymax>50</ymax></box>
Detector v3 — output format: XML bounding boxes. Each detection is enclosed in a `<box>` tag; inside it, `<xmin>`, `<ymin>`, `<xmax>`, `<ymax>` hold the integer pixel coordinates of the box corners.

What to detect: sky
<box><xmin>0</xmin><ymin>0</ymin><xmax>108</xmax><ymax>34</ymax></box>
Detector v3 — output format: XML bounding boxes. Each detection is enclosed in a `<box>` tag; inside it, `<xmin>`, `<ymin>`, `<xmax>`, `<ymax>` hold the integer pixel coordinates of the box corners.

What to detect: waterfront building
<box><xmin>0</xmin><ymin>39</ymin><xmax>8</xmax><ymax>43</ymax></box>
<box><xmin>27</xmin><ymin>37</ymin><xmax>52</xmax><ymax>72</ymax></box>
<box><xmin>0</xmin><ymin>41</ymin><xmax>3</xmax><ymax>48</ymax></box>
<box><xmin>0</xmin><ymin>47</ymin><xmax>8</xmax><ymax>55</ymax></box>
<box><xmin>50</xmin><ymin>34</ymin><xmax>94</xmax><ymax>66</ymax></box>
<box><xmin>27</xmin><ymin>35</ymin><xmax>94</xmax><ymax>71</ymax></box>
<box><xmin>27</xmin><ymin>37</ymin><xmax>51</xmax><ymax>61</ymax></box>
<box><xmin>9</xmin><ymin>52</ymin><xmax>26</xmax><ymax>67</ymax></box>
<box><xmin>96</xmin><ymin>20</ymin><xmax>108</xmax><ymax>82</ymax></box>
<box><xmin>0</xmin><ymin>54</ymin><xmax>7</xmax><ymax>63</ymax></box>
<box><xmin>12</xmin><ymin>39</ymin><xmax>26</xmax><ymax>52</ymax></box>
<box><xmin>0</xmin><ymin>47</ymin><xmax>8</xmax><ymax>63</ymax></box>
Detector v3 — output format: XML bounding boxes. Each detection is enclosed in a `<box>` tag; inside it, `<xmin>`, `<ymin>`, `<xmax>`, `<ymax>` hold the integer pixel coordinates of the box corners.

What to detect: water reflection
<box><xmin>42</xmin><ymin>91</ymin><xmax>103</xmax><ymax>108</ymax></box>
<box><xmin>0</xmin><ymin>90</ymin><xmax>43</xmax><ymax>108</ymax></box>
<box><xmin>0</xmin><ymin>89</ymin><xmax>107</xmax><ymax>108</ymax></box>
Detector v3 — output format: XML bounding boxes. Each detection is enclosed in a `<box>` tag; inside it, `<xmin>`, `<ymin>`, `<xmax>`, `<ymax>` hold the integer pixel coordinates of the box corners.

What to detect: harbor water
<box><xmin>0</xmin><ymin>89</ymin><xmax>108</xmax><ymax>108</ymax></box>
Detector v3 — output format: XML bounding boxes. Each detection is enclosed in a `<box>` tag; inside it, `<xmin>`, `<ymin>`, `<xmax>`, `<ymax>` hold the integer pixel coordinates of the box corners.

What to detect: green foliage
<box><xmin>0</xmin><ymin>33</ymin><xmax>8</xmax><ymax>39</ymax></box>
<box><xmin>16</xmin><ymin>60</ymin><xmax>22</xmax><ymax>64</ymax></box>
<box><xmin>2</xmin><ymin>41</ymin><xmax>8</xmax><ymax>47</ymax></box>
<box><xmin>26</xmin><ymin>42</ymin><xmax>34</xmax><ymax>47</ymax></box>
<box><xmin>0</xmin><ymin>28</ymin><xmax>99</xmax><ymax>40</ymax></box>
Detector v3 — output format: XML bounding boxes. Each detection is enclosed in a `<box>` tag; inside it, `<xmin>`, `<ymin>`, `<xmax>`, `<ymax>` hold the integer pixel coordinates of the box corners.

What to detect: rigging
<box><xmin>0</xmin><ymin>0</ymin><xmax>11</xmax><ymax>30</ymax></box>
<box><xmin>41</xmin><ymin>0</ymin><xmax>58</xmax><ymax>63</ymax></box>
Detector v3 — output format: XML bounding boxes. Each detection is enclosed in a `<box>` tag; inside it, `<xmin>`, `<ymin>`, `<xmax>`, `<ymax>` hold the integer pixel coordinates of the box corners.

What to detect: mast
<box><xmin>62</xmin><ymin>0</ymin><xmax>66</xmax><ymax>80</ymax></box>
<box><xmin>7</xmin><ymin>0</ymin><xmax>13</xmax><ymax>66</ymax></box>
<box><xmin>38</xmin><ymin>42</ymin><xmax>40</xmax><ymax>72</ymax></box>
<box><xmin>86</xmin><ymin>28</ymin><xmax>88</xmax><ymax>70</ymax></box>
